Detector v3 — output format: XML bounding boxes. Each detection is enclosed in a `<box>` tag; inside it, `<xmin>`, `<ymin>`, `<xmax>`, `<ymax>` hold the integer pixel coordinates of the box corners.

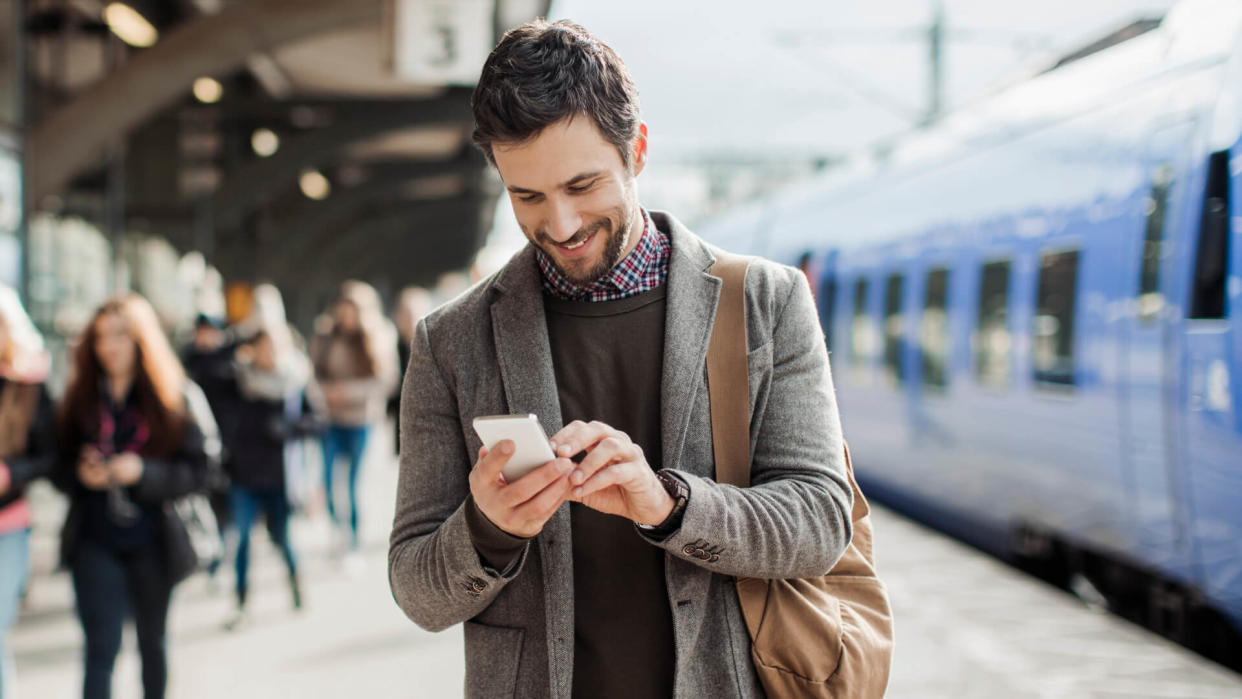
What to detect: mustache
<box><xmin>537</xmin><ymin>219</ymin><xmax>609</xmax><ymax>247</ymax></box>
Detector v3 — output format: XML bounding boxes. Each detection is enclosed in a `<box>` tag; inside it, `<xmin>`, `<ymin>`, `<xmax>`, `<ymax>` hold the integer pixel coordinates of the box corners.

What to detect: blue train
<box><xmin>700</xmin><ymin>0</ymin><xmax>1242</xmax><ymax>663</ymax></box>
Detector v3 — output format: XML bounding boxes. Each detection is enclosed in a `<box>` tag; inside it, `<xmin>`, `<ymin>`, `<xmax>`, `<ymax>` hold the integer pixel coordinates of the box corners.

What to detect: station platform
<box><xmin>10</xmin><ymin>425</ymin><xmax>1242</xmax><ymax>697</ymax></box>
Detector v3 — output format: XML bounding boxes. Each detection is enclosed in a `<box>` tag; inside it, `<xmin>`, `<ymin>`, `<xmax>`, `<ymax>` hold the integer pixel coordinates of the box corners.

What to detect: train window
<box><xmin>974</xmin><ymin>260</ymin><xmax>1011</xmax><ymax>388</ymax></box>
<box><xmin>921</xmin><ymin>268</ymin><xmax>950</xmax><ymax>389</ymax></box>
<box><xmin>1033</xmin><ymin>249</ymin><xmax>1080</xmax><ymax>386</ymax></box>
<box><xmin>850</xmin><ymin>278</ymin><xmax>871</xmax><ymax>369</ymax></box>
<box><xmin>883</xmin><ymin>273</ymin><xmax>905</xmax><ymax>386</ymax></box>
<box><xmin>1189</xmin><ymin>151</ymin><xmax>1229</xmax><ymax>320</ymax></box>
<box><xmin>1139</xmin><ymin>164</ymin><xmax>1173</xmax><ymax>321</ymax></box>
<box><xmin>819</xmin><ymin>277</ymin><xmax>838</xmax><ymax>352</ymax></box>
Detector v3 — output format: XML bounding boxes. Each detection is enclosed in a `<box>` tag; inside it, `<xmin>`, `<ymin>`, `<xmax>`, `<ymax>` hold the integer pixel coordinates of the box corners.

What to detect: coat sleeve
<box><xmin>132</xmin><ymin>381</ymin><xmax>222</xmax><ymax>504</ymax></box>
<box><xmin>642</xmin><ymin>266</ymin><xmax>854</xmax><ymax>579</ymax></box>
<box><xmin>388</xmin><ymin>317</ymin><xmax>530</xmax><ymax>632</ymax></box>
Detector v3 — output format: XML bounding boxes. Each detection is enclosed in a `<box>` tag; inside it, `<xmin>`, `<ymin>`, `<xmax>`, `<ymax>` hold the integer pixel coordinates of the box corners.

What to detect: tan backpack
<box><xmin>708</xmin><ymin>252</ymin><xmax>894</xmax><ymax>698</ymax></box>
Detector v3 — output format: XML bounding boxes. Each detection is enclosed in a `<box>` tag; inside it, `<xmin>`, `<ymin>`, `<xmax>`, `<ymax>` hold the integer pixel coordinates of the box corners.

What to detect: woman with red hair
<box><xmin>54</xmin><ymin>294</ymin><xmax>219</xmax><ymax>699</ymax></box>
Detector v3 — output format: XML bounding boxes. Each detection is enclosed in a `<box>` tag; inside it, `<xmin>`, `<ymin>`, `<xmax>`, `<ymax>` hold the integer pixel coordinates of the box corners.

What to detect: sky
<box><xmin>547</xmin><ymin>0</ymin><xmax>1179</xmax><ymax>160</ymax></box>
<box><xmin>475</xmin><ymin>0</ymin><xmax>1184</xmax><ymax>273</ymax></box>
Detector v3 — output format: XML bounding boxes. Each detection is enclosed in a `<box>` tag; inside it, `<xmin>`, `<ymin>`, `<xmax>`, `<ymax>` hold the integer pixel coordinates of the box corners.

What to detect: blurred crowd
<box><xmin>0</xmin><ymin>278</ymin><xmax>431</xmax><ymax>699</ymax></box>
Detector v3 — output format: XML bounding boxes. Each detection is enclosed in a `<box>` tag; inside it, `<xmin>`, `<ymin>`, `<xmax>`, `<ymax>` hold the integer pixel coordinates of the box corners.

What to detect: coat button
<box><xmin>472</xmin><ymin>579</ymin><xmax>488</xmax><ymax>592</ymax></box>
<box><xmin>708</xmin><ymin>554</ymin><xmax>720</xmax><ymax>563</ymax></box>
<box><xmin>682</xmin><ymin>544</ymin><xmax>697</xmax><ymax>556</ymax></box>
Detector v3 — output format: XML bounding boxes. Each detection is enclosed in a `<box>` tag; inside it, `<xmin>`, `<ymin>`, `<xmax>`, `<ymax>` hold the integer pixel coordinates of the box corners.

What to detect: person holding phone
<box><xmin>54</xmin><ymin>294</ymin><xmax>219</xmax><ymax>699</ymax></box>
<box><xmin>389</xmin><ymin>20</ymin><xmax>853</xmax><ymax>699</ymax></box>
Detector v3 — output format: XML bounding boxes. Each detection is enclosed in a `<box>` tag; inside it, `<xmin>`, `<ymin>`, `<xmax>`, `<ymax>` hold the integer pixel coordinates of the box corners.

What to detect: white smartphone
<box><xmin>472</xmin><ymin>414</ymin><xmax>557</xmax><ymax>483</ymax></box>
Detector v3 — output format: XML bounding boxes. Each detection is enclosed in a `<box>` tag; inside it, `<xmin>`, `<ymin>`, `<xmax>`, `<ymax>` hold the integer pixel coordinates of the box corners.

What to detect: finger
<box><xmin>501</xmin><ymin>458</ymin><xmax>573</xmax><ymax>507</ymax></box>
<box><xmin>572</xmin><ymin>438</ymin><xmax>638</xmax><ymax>486</ymax></box>
<box><xmin>471</xmin><ymin>440</ymin><xmax>514</xmax><ymax>485</ymax></box>
<box><xmin>575</xmin><ymin>459</ymin><xmax>642</xmax><ymax>499</ymax></box>
<box><xmin>516</xmin><ymin>469</ymin><xmax>574</xmax><ymax>522</ymax></box>
<box><xmin>550</xmin><ymin>420</ymin><xmax>619</xmax><ymax>460</ymax></box>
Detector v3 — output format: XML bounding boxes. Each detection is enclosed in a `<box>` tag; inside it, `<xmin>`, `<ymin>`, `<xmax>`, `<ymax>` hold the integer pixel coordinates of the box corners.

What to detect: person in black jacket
<box><xmin>223</xmin><ymin>329</ymin><xmax>312</xmax><ymax>630</ymax></box>
<box><xmin>0</xmin><ymin>283</ymin><xmax>55</xmax><ymax>699</ymax></box>
<box><xmin>54</xmin><ymin>294</ymin><xmax>219</xmax><ymax>699</ymax></box>
<box><xmin>180</xmin><ymin>313</ymin><xmax>238</xmax><ymax>584</ymax></box>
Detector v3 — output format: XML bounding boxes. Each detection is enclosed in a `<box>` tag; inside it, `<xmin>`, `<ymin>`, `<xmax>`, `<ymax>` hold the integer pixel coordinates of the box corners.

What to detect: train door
<box><xmin>1178</xmin><ymin>141</ymin><xmax>1242</xmax><ymax>618</ymax></box>
<box><xmin>1119</xmin><ymin>119</ymin><xmax>1196</xmax><ymax>570</ymax></box>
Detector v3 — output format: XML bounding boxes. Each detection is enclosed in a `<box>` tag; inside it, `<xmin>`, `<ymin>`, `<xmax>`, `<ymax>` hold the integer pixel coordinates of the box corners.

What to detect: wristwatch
<box><xmin>639</xmin><ymin>470</ymin><xmax>690</xmax><ymax>536</ymax></box>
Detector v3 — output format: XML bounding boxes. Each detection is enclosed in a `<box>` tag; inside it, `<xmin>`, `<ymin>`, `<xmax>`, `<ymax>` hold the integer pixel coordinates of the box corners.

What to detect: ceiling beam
<box><xmin>28</xmin><ymin>0</ymin><xmax>384</xmax><ymax>207</ymax></box>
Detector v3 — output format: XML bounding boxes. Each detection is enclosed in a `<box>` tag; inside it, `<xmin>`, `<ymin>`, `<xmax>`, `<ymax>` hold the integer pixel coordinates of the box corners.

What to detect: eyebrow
<box><xmin>506</xmin><ymin>171</ymin><xmax>604</xmax><ymax>195</ymax></box>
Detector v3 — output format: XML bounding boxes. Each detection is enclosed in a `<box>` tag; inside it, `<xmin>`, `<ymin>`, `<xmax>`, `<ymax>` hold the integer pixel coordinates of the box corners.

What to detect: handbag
<box><xmin>708</xmin><ymin>251</ymin><xmax>894</xmax><ymax>698</ymax></box>
<box><xmin>163</xmin><ymin>493</ymin><xmax>222</xmax><ymax>585</ymax></box>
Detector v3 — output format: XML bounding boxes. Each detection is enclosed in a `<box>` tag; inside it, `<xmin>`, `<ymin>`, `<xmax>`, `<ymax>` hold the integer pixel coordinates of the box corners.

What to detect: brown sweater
<box><xmin>466</xmin><ymin>286</ymin><xmax>673</xmax><ymax>698</ymax></box>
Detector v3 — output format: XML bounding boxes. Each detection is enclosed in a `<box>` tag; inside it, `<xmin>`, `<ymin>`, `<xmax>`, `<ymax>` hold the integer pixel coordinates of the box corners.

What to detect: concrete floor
<box><xmin>10</xmin><ymin>421</ymin><xmax>1241</xmax><ymax>698</ymax></box>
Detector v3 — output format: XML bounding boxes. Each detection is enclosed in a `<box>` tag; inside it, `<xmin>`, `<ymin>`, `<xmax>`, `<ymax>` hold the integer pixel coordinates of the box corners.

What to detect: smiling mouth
<box><xmin>557</xmin><ymin>230</ymin><xmax>596</xmax><ymax>253</ymax></box>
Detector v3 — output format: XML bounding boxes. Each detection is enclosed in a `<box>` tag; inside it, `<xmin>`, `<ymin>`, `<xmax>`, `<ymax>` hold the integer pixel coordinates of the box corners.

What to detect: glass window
<box><xmin>975</xmin><ymin>260</ymin><xmax>1011</xmax><ymax>388</ymax></box>
<box><xmin>883</xmin><ymin>273</ymin><xmax>905</xmax><ymax>386</ymax></box>
<box><xmin>1033</xmin><ymin>249</ymin><xmax>1080</xmax><ymax>386</ymax></box>
<box><xmin>1139</xmin><ymin>165</ymin><xmax>1172</xmax><ymax>321</ymax></box>
<box><xmin>921</xmin><ymin>268</ymin><xmax>950</xmax><ymax>389</ymax></box>
<box><xmin>850</xmin><ymin>277</ymin><xmax>871</xmax><ymax>370</ymax></box>
<box><xmin>1190</xmin><ymin>151</ymin><xmax>1229</xmax><ymax>320</ymax></box>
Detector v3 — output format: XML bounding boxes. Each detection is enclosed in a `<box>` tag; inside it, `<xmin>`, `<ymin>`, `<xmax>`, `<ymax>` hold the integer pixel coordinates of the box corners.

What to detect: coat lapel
<box><xmin>491</xmin><ymin>245</ymin><xmax>563</xmax><ymax>435</ymax></box>
<box><xmin>655</xmin><ymin>212</ymin><xmax>720</xmax><ymax>479</ymax></box>
<box><xmin>490</xmin><ymin>245</ymin><xmax>574</xmax><ymax>699</ymax></box>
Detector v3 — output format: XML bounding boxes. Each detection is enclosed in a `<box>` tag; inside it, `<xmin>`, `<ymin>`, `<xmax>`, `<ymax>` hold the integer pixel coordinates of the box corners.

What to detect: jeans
<box><xmin>231</xmin><ymin>486</ymin><xmax>297</xmax><ymax>605</ymax></box>
<box><xmin>321</xmin><ymin>425</ymin><xmax>370</xmax><ymax>550</ymax></box>
<box><xmin>72</xmin><ymin>539</ymin><xmax>171</xmax><ymax>699</ymax></box>
<box><xmin>0</xmin><ymin>528</ymin><xmax>29</xmax><ymax>699</ymax></box>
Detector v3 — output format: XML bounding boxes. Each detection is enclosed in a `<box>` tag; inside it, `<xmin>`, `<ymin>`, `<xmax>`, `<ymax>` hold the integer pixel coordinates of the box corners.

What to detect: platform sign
<box><xmin>393</xmin><ymin>0</ymin><xmax>494</xmax><ymax>86</ymax></box>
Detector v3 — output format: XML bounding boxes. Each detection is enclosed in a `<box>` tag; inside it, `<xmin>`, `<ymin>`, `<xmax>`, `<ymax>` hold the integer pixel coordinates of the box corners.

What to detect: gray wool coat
<box><xmin>388</xmin><ymin>212</ymin><xmax>853</xmax><ymax>698</ymax></box>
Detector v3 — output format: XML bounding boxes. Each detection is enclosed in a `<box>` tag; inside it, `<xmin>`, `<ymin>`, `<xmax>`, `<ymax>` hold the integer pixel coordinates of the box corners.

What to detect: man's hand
<box><xmin>108</xmin><ymin>453</ymin><xmax>144</xmax><ymax>486</ymax></box>
<box><xmin>469</xmin><ymin>440</ymin><xmax>575</xmax><ymax>538</ymax></box>
<box><xmin>77</xmin><ymin>448</ymin><xmax>111</xmax><ymax>490</ymax></box>
<box><xmin>550</xmin><ymin>421</ymin><xmax>674</xmax><ymax>527</ymax></box>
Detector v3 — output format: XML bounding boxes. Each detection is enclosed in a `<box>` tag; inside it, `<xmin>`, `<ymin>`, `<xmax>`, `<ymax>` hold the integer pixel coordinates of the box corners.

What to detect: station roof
<box><xmin>24</xmin><ymin>0</ymin><xmax>550</xmax><ymax>318</ymax></box>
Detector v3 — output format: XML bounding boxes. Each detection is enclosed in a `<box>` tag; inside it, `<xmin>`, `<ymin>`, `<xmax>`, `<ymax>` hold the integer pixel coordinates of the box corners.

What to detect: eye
<box><xmin>516</xmin><ymin>193</ymin><xmax>542</xmax><ymax>203</ymax></box>
<box><xmin>568</xmin><ymin>180</ymin><xmax>596</xmax><ymax>194</ymax></box>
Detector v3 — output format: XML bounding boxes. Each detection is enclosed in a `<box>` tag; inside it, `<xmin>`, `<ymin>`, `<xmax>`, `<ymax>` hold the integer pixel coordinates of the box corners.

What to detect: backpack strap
<box><xmin>707</xmin><ymin>250</ymin><xmax>753</xmax><ymax>488</ymax></box>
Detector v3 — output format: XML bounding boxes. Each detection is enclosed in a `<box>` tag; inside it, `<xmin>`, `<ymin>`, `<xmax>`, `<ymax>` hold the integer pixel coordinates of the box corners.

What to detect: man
<box><xmin>389</xmin><ymin>19</ymin><xmax>853</xmax><ymax>698</ymax></box>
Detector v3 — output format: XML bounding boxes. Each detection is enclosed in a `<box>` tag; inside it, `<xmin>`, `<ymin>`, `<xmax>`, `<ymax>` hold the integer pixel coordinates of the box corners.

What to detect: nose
<box><xmin>545</xmin><ymin>197</ymin><xmax>583</xmax><ymax>244</ymax></box>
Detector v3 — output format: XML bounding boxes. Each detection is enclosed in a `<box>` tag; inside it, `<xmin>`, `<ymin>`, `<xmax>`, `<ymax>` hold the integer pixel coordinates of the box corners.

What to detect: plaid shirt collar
<box><xmin>536</xmin><ymin>208</ymin><xmax>670</xmax><ymax>302</ymax></box>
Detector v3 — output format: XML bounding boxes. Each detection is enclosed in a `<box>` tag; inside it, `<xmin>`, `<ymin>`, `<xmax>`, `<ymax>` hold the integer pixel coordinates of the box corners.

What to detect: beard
<box><xmin>535</xmin><ymin>210</ymin><xmax>633</xmax><ymax>286</ymax></box>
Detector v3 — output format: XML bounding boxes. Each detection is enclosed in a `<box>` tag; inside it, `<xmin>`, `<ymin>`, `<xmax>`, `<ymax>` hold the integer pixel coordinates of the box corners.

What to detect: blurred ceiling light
<box><xmin>193</xmin><ymin>77</ymin><xmax>223</xmax><ymax>104</ymax></box>
<box><xmin>103</xmin><ymin>3</ymin><xmax>159</xmax><ymax>48</ymax></box>
<box><xmin>251</xmin><ymin>128</ymin><xmax>280</xmax><ymax>157</ymax></box>
<box><xmin>191</xmin><ymin>0</ymin><xmax>224</xmax><ymax>14</ymax></box>
<box><xmin>299</xmin><ymin>169</ymin><xmax>331</xmax><ymax>200</ymax></box>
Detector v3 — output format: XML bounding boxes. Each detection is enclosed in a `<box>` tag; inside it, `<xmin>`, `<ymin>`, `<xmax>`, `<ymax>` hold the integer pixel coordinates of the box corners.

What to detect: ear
<box><xmin>631</xmin><ymin>122</ymin><xmax>649</xmax><ymax>177</ymax></box>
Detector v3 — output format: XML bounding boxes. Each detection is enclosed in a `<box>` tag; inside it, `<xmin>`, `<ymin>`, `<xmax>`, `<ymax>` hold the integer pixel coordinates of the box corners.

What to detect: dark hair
<box><xmin>471</xmin><ymin>19</ymin><xmax>641</xmax><ymax>169</ymax></box>
<box><xmin>60</xmin><ymin>294</ymin><xmax>187</xmax><ymax>457</ymax></box>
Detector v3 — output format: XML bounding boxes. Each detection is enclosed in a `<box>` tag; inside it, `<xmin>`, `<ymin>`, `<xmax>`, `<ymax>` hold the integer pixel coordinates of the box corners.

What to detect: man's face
<box><xmin>493</xmin><ymin>117</ymin><xmax>647</xmax><ymax>286</ymax></box>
